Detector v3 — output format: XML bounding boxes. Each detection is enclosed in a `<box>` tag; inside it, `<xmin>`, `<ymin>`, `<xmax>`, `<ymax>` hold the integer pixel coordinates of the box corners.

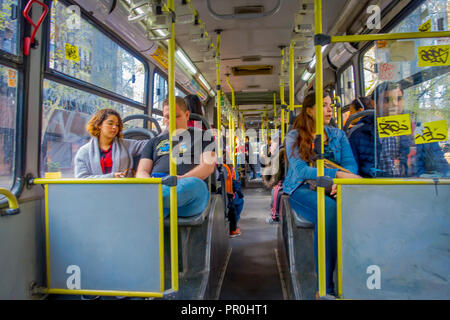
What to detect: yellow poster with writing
<box><xmin>414</xmin><ymin>120</ymin><xmax>448</xmax><ymax>145</ymax></box>
<box><xmin>151</xmin><ymin>45</ymin><xmax>168</xmax><ymax>70</ymax></box>
<box><xmin>377</xmin><ymin>114</ymin><xmax>412</xmax><ymax>138</ymax></box>
<box><xmin>65</xmin><ymin>43</ymin><xmax>80</xmax><ymax>63</ymax></box>
<box><xmin>418</xmin><ymin>44</ymin><xmax>450</xmax><ymax>67</ymax></box>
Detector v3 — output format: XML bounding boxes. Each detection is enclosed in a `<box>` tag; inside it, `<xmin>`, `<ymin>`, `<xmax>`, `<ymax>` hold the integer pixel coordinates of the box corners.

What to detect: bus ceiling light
<box><xmin>301</xmin><ymin>69</ymin><xmax>312</xmax><ymax>81</ymax></box>
<box><xmin>176</xmin><ymin>49</ymin><xmax>197</xmax><ymax>75</ymax></box>
<box><xmin>198</xmin><ymin>74</ymin><xmax>212</xmax><ymax>91</ymax></box>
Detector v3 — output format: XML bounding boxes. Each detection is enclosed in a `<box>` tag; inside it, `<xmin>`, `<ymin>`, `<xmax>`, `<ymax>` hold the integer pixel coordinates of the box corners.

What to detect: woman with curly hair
<box><xmin>74</xmin><ymin>108</ymin><xmax>148</xmax><ymax>178</ymax></box>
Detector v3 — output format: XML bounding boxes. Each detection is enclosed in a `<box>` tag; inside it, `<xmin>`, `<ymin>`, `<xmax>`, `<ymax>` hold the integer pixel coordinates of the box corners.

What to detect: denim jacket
<box><xmin>283</xmin><ymin>126</ymin><xmax>358</xmax><ymax>195</ymax></box>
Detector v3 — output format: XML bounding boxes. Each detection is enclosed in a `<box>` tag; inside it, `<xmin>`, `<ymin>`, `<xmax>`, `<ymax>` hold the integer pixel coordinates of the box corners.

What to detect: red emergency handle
<box><xmin>23</xmin><ymin>0</ymin><xmax>49</xmax><ymax>56</ymax></box>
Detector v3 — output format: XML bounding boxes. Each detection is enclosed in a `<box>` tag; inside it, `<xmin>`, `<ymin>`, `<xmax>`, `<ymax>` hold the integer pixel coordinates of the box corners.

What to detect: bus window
<box><xmin>48</xmin><ymin>0</ymin><xmax>146</xmax><ymax>103</ymax></box>
<box><xmin>0</xmin><ymin>0</ymin><xmax>20</xmax><ymax>55</ymax></box>
<box><xmin>0</xmin><ymin>0</ymin><xmax>21</xmax><ymax>192</ymax></box>
<box><xmin>40</xmin><ymin>80</ymin><xmax>144</xmax><ymax>178</ymax></box>
<box><xmin>362</xmin><ymin>45</ymin><xmax>377</xmax><ymax>95</ymax></box>
<box><xmin>175</xmin><ymin>86</ymin><xmax>186</xmax><ymax>98</ymax></box>
<box><xmin>152</xmin><ymin>71</ymin><xmax>167</xmax><ymax>111</ymax></box>
<box><xmin>0</xmin><ymin>65</ymin><xmax>18</xmax><ymax>190</ymax></box>
<box><xmin>339</xmin><ymin>64</ymin><xmax>355</xmax><ymax>106</ymax></box>
<box><xmin>362</xmin><ymin>0</ymin><xmax>449</xmax><ymax>178</ymax></box>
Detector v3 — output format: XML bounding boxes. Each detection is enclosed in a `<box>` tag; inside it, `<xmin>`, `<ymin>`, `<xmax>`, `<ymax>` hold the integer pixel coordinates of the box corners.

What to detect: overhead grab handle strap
<box><xmin>23</xmin><ymin>0</ymin><xmax>49</xmax><ymax>56</ymax></box>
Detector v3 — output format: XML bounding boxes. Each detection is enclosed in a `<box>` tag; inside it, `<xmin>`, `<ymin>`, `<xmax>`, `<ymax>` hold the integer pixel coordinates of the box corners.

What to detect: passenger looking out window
<box><xmin>74</xmin><ymin>109</ymin><xmax>148</xmax><ymax>178</ymax></box>
<box><xmin>136</xmin><ymin>97</ymin><xmax>216</xmax><ymax>218</ymax></box>
<box><xmin>284</xmin><ymin>91</ymin><xmax>360</xmax><ymax>297</ymax></box>
<box><xmin>348</xmin><ymin>82</ymin><xmax>449</xmax><ymax>178</ymax></box>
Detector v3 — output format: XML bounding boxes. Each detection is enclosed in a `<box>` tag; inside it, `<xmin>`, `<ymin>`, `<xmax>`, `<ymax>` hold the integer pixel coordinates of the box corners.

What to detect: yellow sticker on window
<box><xmin>414</xmin><ymin>120</ymin><xmax>448</xmax><ymax>144</ymax></box>
<box><xmin>418</xmin><ymin>45</ymin><xmax>450</xmax><ymax>67</ymax></box>
<box><xmin>377</xmin><ymin>114</ymin><xmax>412</xmax><ymax>138</ymax></box>
<box><xmin>65</xmin><ymin>43</ymin><xmax>80</xmax><ymax>63</ymax></box>
<box><xmin>418</xmin><ymin>19</ymin><xmax>431</xmax><ymax>32</ymax></box>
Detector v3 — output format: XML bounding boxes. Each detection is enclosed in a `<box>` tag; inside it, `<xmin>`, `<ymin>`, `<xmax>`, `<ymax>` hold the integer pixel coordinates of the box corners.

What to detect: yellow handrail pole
<box><xmin>331</xmin><ymin>31</ymin><xmax>450</xmax><ymax>43</ymax></box>
<box><xmin>280</xmin><ymin>47</ymin><xmax>285</xmax><ymax>142</ymax></box>
<box><xmin>216</xmin><ymin>30</ymin><xmax>222</xmax><ymax>162</ymax></box>
<box><xmin>273</xmin><ymin>92</ymin><xmax>277</xmax><ymax>130</ymax></box>
<box><xmin>289</xmin><ymin>41</ymin><xmax>295</xmax><ymax>130</ymax></box>
<box><xmin>226</xmin><ymin>74</ymin><xmax>236</xmax><ymax>166</ymax></box>
<box><xmin>314</xmin><ymin>0</ymin><xmax>326</xmax><ymax>298</ymax></box>
<box><xmin>0</xmin><ymin>188</ymin><xmax>19</xmax><ymax>211</ymax></box>
<box><xmin>167</xmin><ymin>0</ymin><xmax>178</xmax><ymax>292</ymax></box>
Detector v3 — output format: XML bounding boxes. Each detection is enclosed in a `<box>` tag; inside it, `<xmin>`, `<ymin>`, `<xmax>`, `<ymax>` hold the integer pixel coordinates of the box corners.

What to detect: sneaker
<box><xmin>266</xmin><ymin>216</ymin><xmax>279</xmax><ymax>224</ymax></box>
<box><xmin>229</xmin><ymin>228</ymin><xmax>241</xmax><ymax>238</ymax></box>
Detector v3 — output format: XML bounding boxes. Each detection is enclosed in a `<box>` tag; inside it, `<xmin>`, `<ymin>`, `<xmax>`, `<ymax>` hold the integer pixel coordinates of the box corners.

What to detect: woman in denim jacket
<box><xmin>284</xmin><ymin>91</ymin><xmax>360</xmax><ymax>297</ymax></box>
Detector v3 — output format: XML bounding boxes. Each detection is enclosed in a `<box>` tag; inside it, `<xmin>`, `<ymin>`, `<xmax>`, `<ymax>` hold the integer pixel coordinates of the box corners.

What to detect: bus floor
<box><xmin>219</xmin><ymin>182</ymin><xmax>286</xmax><ymax>300</ymax></box>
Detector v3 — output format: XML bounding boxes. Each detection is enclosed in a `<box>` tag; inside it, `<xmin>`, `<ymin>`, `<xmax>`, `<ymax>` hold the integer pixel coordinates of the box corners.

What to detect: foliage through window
<box><xmin>0</xmin><ymin>0</ymin><xmax>19</xmax><ymax>55</ymax></box>
<box><xmin>339</xmin><ymin>65</ymin><xmax>355</xmax><ymax>106</ymax></box>
<box><xmin>49</xmin><ymin>0</ymin><xmax>146</xmax><ymax>103</ymax></box>
<box><xmin>152</xmin><ymin>72</ymin><xmax>167</xmax><ymax>111</ymax></box>
<box><xmin>0</xmin><ymin>64</ymin><xmax>17</xmax><ymax>190</ymax></box>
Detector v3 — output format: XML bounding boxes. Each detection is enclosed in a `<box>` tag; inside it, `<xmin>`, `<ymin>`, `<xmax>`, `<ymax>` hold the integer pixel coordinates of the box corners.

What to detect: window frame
<box><xmin>0</xmin><ymin>0</ymin><xmax>26</xmax><ymax>203</ymax></box>
<box><xmin>38</xmin><ymin>0</ymin><xmax>151</xmax><ymax>178</ymax></box>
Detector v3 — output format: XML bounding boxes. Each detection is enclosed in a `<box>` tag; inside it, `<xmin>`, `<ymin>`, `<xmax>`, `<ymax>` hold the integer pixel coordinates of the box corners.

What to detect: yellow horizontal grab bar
<box><xmin>333</xmin><ymin>178</ymin><xmax>450</xmax><ymax>185</ymax></box>
<box><xmin>0</xmin><ymin>188</ymin><xmax>19</xmax><ymax>210</ymax></box>
<box><xmin>32</xmin><ymin>178</ymin><xmax>163</xmax><ymax>185</ymax></box>
<box><xmin>331</xmin><ymin>31</ymin><xmax>450</xmax><ymax>43</ymax></box>
<box><xmin>45</xmin><ymin>288</ymin><xmax>163</xmax><ymax>298</ymax></box>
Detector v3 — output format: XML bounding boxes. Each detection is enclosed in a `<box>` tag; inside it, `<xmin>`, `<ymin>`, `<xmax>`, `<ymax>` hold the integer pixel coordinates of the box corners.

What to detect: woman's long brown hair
<box><xmin>291</xmin><ymin>91</ymin><xmax>330</xmax><ymax>163</ymax></box>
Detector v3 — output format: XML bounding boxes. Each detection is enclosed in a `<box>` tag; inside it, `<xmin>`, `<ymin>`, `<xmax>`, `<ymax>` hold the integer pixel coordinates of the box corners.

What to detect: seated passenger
<box><xmin>223</xmin><ymin>163</ymin><xmax>244</xmax><ymax>237</ymax></box>
<box><xmin>136</xmin><ymin>97</ymin><xmax>216</xmax><ymax>218</ymax></box>
<box><xmin>283</xmin><ymin>91</ymin><xmax>360</xmax><ymax>297</ymax></box>
<box><xmin>348</xmin><ymin>82</ymin><xmax>446</xmax><ymax>178</ymax></box>
<box><xmin>184</xmin><ymin>94</ymin><xmax>207</xmax><ymax>130</ymax></box>
<box><xmin>347</xmin><ymin>96</ymin><xmax>372</xmax><ymax>128</ymax></box>
<box><xmin>74</xmin><ymin>108</ymin><xmax>148</xmax><ymax>178</ymax></box>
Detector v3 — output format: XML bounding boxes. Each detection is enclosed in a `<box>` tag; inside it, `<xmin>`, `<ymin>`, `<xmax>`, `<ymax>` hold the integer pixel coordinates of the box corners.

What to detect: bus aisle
<box><xmin>219</xmin><ymin>180</ymin><xmax>286</xmax><ymax>300</ymax></box>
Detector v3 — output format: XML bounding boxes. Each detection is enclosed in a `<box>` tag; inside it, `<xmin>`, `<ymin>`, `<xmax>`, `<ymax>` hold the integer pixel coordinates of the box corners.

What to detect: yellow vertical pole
<box><xmin>336</xmin><ymin>184</ymin><xmax>343</xmax><ymax>297</ymax></box>
<box><xmin>280</xmin><ymin>47</ymin><xmax>285</xmax><ymax>142</ymax></box>
<box><xmin>314</xmin><ymin>0</ymin><xmax>326</xmax><ymax>298</ymax></box>
<box><xmin>167</xmin><ymin>0</ymin><xmax>178</xmax><ymax>292</ymax></box>
<box><xmin>226</xmin><ymin>74</ymin><xmax>236</xmax><ymax>167</ymax></box>
<box><xmin>273</xmin><ymin>92</ymin><xmax>277</xmax><ymax>130</ymax></box>
<box><xmin>216</xmin><ymin>30</ymin><xmax>222</xmax><ymax>161</ymax></box>
<box><xmin>289</xmin><ymin>41</ymin><xmax>295</xmax><ymax>130</ymax></box>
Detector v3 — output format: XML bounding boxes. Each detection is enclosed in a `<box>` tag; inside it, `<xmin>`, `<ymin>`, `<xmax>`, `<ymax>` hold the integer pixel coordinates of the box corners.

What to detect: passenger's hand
<box><xmin>336</xmin><ymin>171</ymin><xmax>361</xmax><ymax>179</ymax></box>
<box><xmin>114</xmin><ymin>170</ymin><xmax>127</xmax><ymax>178</ymax></box>
<box><xmin>330</xmin><ymin>184</ymin><xmax>337</xmax><ymax>198</ymax></box>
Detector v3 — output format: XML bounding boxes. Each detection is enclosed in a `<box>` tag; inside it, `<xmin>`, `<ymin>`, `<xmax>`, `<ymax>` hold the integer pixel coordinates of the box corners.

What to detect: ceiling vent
<box><xmin>234</xmin><ymin>6</ymin><xmax>264</xmax><ymax>15</ymax></box>
<box><xmin>232</xmin><ymin>65</ymin><xmax>273</xmax><ymax>76</ymax></box>
<box><xmin>242</xmin><ymin>55</ymin><xmax>262</xmax><ymax>62</ymax></box>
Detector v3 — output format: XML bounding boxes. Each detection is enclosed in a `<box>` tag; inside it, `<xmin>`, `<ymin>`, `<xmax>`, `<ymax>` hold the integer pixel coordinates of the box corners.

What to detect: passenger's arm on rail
<box><xmin>136</xmin><ymin>159</ymin><xmax>153</xmax><ymax>178</ymax></box>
